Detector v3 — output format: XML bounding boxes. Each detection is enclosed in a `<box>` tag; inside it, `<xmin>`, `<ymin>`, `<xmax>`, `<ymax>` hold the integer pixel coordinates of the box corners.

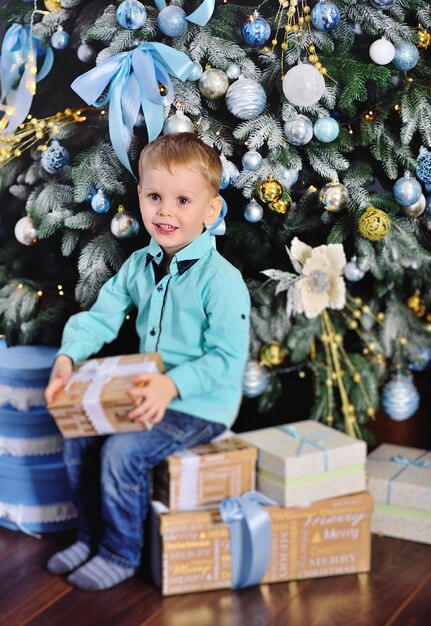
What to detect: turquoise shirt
<box><xmin>59</xmin><ymin>230</ymin><xmax>251</xmax><ymax>428</ymax></box>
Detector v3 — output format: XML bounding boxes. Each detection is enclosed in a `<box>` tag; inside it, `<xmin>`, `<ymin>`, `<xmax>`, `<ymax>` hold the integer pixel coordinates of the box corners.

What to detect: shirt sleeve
<box><xmin>167</xmin><ymin>270</ymin><xmax>251</xmax><ymax>400</ymax></box>
<box><xmin>58</xmin><ymin>255</ymin><xmax>135</xmax><ymax>364</ymax></box>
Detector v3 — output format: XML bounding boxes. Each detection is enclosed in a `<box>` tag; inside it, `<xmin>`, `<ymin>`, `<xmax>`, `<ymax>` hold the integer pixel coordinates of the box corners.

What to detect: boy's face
<box><xmin>138</xmin><ymin>164</ymin><xmax>222</xmax><ymax>261</ymax></box>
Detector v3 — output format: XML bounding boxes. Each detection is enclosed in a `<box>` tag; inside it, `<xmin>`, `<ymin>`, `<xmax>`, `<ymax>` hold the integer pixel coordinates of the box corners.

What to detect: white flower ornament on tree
<box><xmin>262</xmin><ymin>237</ymin><xmax>347</xmax><ymax>319</ymax></box>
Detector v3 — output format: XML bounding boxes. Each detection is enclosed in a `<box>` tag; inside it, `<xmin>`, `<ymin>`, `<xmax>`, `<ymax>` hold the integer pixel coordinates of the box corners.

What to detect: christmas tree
<box><xmin>1</xmin><ymin>0</ymin><xmax>430</xmax><ymax>438</ymax></box>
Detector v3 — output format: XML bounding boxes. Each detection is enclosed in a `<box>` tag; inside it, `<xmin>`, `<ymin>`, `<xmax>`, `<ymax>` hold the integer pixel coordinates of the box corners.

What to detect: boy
<box><xmin>45</xmin><ymin>133</ymin><xmax>251</xmax><ymax>590</ymax></box>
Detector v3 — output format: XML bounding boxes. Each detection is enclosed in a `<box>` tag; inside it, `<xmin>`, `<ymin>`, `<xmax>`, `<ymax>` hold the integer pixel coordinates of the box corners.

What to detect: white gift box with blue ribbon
<box><xmin>367</xmin><ymin>443</ymin><xmax>431</xmax><ymax>544</ymax></box>
<box><xmin>0</xmin><ymin>342</ymin><xmax>77</xmax><ymax>534</ymax></box>
<box><xmin>239</xmin><ymin>420</ymin><xmax>367</xmax><ymax>507</ymax></box>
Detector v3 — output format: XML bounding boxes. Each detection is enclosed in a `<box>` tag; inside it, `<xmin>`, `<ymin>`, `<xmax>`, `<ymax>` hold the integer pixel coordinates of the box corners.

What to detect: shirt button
<box><xmin>157</xmin><ymin>284</ymin><xmax>163</xmax><ymax>292</ymax></box>
<box><xmin>150</xmin><ymin>328</ymin><xmax>156</xmax><ymax>336</ymax></box>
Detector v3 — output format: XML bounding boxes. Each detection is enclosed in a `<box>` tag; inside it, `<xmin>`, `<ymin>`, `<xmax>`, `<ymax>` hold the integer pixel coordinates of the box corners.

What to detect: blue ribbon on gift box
<box><xmin>370</xmin><ymin>451</ymin><xmax>430</xmax><ymax>504</ymax></box>
<box><xmin>220</xmin><ymin>491</ymin><xmax>277</xmax><ymax>589</ymax></box>
<box><xmin>277</xmin><ymin>425</ymin><xmax>330</xmax><ymax>471</ymax></box>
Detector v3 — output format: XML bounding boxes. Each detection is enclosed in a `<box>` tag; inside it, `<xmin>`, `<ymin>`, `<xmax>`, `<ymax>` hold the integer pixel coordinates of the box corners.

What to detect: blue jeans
<box><xmin>63</xmin><ymin>409</ymin><xmax>225</xmax><ymax>569</ymax></box>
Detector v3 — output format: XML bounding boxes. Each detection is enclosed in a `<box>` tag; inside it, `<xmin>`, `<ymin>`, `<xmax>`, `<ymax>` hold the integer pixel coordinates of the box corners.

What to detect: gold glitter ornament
<box><xmin>358</xmin><ymin>206</ymin><xmax>391</xmax><ymax>241</ymax></box>
<box><xmin>258</xmin><ymin>176</ymin><xmax>283</xmax><ymax>203</ymax></box>
<box><xmin>44</xmin><ymin>0</ymin><xmax>62</xmax><ymax>10</ymax></box>
<box><xmin>269</xmin><ymin>196</ymin><xmax>291</xmax><ymax>214</ymax></box>
<box><xmin>260</xmin><ymin>342</ymin><xmax>287</xmax><ymax>367</ymax></box>
<box><xmin>417</xmin><ymin>25</ymin><xmax>431</xmax><ymax>49</ymax></box>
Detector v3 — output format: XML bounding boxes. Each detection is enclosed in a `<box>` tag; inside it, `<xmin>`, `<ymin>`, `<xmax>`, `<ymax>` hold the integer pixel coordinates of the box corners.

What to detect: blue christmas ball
<box><xmin>157</xmin><ymin>6</ymin><xmax>188</xmax><ymax>37</ymax></box>
<box><xmin>242</xmin><ymin>360</ymin><xmax>269</xmax><ymax>398</ymax></box>
<box><xmin>311</xmin><ymin>0</ymin><xmax>341</xmax><ymax>31</ymax></box>
<box><xmin>51</xmin><ymin>29</ymin><xmax>70</xmax><ymax>50</ymax></box>
<box><xmin>244</xmin><ymin>201</ymin><xmax>264</xmax><ymax>223</ymax></box>
<box><xmin>116</xmin><ymin>0</ymin><xmax>147</xmax><ymax>30</ymax></box>
<box><xmin>417</xmin><ymin>146</ymin><xmax>431</xmax><ymax>186</ymax></box>
<box><xmin>225</xmin><ymin>78</ymin><xmax>266</xmax><ymax>120</ymax></box>
<box><xmin>393</xmin><ymin>175</ymin><xmax>422</xmax><ymax>206</ymax></box>
<box><xmin>85</xmin><ymin>186</ymin><xmax>98</xmax><ymax>202</ymax></box>
<box><xmin>242</xmin><ymin>150</ymin><xmax>262</xmax><ymax>171</ymax></box>
<box><xmin>241</xmin><ymin>15</ymin><xmax>271</xmax><ymax>47</ymax></box>
<box><xmin>313</xmin><ymin>116</ymin><xmax>340</xmax><ymax>142</ymax></box>
<box><xmin>370</xmin><ymin>0</ymin><xmax>395</xmax><ymax>8</ymax></box>
<box><xmin>91</xmin><ymin>190</ymin><xmax>111</xmax><ymax>213</ymax></box>
<box><xmin>41</xmin><ymin>140</ymin><xmax>69</xmax><ymax>174</ymax></box>
<box><xmin>409</xmin><ymin>346</ymin><xmax>431</xmax><ymax>372</ymax></box>
<box><xmin>381</xmin><ymin>376</ymin><xmax>420</xmax><ymax>420</ymax></box>
<box><xmin>187</xmin><ymin>62</ymin><xmax>203</xmax><ymax>81</ymax></box>
<box><xmin>392</xmin><ymin>41</ymin><xmax>420</xmax><ymax>71</ymax></box>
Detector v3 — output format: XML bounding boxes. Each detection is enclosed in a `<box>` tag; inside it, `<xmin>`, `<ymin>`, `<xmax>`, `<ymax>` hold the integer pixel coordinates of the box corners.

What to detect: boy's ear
<box><xmin>137</xmin><ymin>184</ymin><xmax>141</xmax><ymax>199</ymax></box>
<box><xmin>204</xmin><ymin>195</ymin><xmax>223</xmax><ymax>226</ymax></box>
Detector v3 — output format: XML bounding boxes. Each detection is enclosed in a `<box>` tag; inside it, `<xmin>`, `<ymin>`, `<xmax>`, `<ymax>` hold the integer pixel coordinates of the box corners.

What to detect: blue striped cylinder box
<box><xmin>0</xmin><ymin>404</ymin><xmax>63</xmax><ymax>458</ymax></box>
<box><xmin>0</xmin><ymin>454</ymin><xmax>77</xmax><ymax>533</ymax></box>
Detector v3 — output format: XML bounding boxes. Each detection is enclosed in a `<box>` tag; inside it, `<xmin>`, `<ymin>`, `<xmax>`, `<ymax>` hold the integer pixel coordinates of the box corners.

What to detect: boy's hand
<box><xmin>127</xmin><ymin>373</ymin><xmax>178</xmax><ymax>425</ymax></box>
<box><xmin>45</xmin><ymin>355</ymin><xmax>74</xmax><ymax>404</ymax></box>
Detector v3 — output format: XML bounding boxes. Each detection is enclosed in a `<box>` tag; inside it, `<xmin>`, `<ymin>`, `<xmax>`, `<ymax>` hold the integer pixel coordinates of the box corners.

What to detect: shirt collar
<box><xmin>145</xmin><ymin>230</ymin><xmax>213</xmax><ymax>276</ymax></box>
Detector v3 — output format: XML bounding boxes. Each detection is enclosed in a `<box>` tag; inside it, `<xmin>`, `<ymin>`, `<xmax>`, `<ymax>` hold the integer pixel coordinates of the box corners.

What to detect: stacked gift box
<box><xmin>0</xmin><ymin>342</ymin><xmax>77</xmax><ymax>534</ymax></box>
<box><xmin>150</xmin><ymin>419</ymin><xmax>373</xmax><ymax>595</ymax></box>
<box><xmin>367</xmin><ymin>443</ymin><xmax>431</xmax><ymax>545</ymax></box>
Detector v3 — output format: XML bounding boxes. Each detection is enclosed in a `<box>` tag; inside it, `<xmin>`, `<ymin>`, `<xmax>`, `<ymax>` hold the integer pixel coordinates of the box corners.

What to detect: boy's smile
<box><xmin>138</xmin><ymin>164</ymin><xmax>222</xmax><ymax>264</ymax></box>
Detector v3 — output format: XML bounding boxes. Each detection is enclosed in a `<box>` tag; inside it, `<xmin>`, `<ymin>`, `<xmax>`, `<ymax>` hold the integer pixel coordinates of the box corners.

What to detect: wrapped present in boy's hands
<box><xmin>47</xmin><ymin>353</ymin><xmax>163</xmax><ymax>438</ymax></box>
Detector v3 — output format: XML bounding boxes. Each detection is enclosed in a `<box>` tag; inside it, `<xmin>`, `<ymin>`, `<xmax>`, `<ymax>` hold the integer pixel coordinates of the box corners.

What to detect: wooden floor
<box><xmin>1</xmin><ymin>526</ymin><xmax>430</xmax><ymax>626</ymax></box>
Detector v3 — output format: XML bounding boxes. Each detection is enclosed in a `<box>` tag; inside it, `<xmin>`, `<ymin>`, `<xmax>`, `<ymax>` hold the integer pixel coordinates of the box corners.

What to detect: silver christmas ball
<box><xmin>163</xmin><ymin>111</ymin><xmax>195</xmax><ymax>134</ymax></box>
<box><xmin>283</xmin><ymin>115</ymin><xmax>313</xmax><ymax>146</ymax></box>
<box><xmin>242</xmin><ymin>150</ymin><xmax>262</xmax><ymax>171</ymax></box>
<box><xmin>242</xmin><ymin>360</ymin><xmax>269</xmax><ymax>398</ymax></box>
<box><xmin>110</xmin><ymin>212</ymin><xmax>140</xmax><ymax>239</ymax></box>
<box><xmin>243</xmin><ymin>201</ymin><xmax>264</xmax><ymax>223</ymax></box>
<box><xmin>77</xmin><ymin>43</ymin><xmax>97</xmax><ymax>64</ymax></box>
<box><xmin>319</xmin><ymin>181</ymin><xmax>350</xmax><ymax>212</ymax></box>
<box><xmin>344</xmin><ymin>257</ymin><xmax>365</xmax><ymax>281</ymax></box>
<box><xmin>14</xmin><ymin>215</ymin><xmax>38</xmax><ymax>246</ymax></box>
<box><xmin>225</xmin><ymin>77</ymin><xmax>266</xmax><ymax>120</ymax></box>
<box><xmin>198</xmin><ymin>68</ymin><xmax>229</xmax><ymax>100</ymax></box>
<box><xmin>402</xmin><ymin>193</ymin><xmax>426</xmax><ymax>218</ymax></box>
<box><xmin>381</xmin><ymin>375</ymin><xmax>420</xmax><ymax>421</ymax></box>
<box><xmin>96</xmin><ymin>48</ymin><xmax>113</xmax><ymax>65</ymax></box>
<box><xmin>226</xmin><ymin>63</ymin><xmax>241</xmax><ymax>80</ymax></box>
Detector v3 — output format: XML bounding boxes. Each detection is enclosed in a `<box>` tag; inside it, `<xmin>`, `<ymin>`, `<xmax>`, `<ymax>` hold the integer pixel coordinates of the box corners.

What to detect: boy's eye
<box><xmin>178</xmin><ymin>197</ymin><xmax>190</xmax><ymax>205</ymax></box>
<box><xmin>149</xmin><ymin>193</ymin><xmax>160</xmax><ymax>201</ymax></box>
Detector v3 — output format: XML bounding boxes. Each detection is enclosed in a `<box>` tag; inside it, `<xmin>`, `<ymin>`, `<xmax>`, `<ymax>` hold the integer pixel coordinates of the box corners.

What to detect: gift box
<box><xmin>0</xmin><ymin>404</ymin><xmax>63</xmax><ymax>458</ymax></box>
<box><xmin>238</xmin><ymin>420</ymin><xmax>366</xmax><ymax>507</ymax></box>
<box><xmin>48</xmin><ymin>353</ymin><xmax>164</xmax><ymax>437</ymax></box>
<box><xmin>153</xmin><ymin>435</ymin><xmax>257</xmax><ymax>510</ymax></box>
<box><xmin>367</xmin><ymin>443</ymin><xmax>431</xmax><ymax>544</ymax></box>
<box><xmin>0</xmin><ymin>454</ymin><xmax>77</xmax><ymax>534</ymax></box>
<box><xmin>150</xmin><ymin>491</ymin><xmax>373</xmax><ymax>596</ymax></box>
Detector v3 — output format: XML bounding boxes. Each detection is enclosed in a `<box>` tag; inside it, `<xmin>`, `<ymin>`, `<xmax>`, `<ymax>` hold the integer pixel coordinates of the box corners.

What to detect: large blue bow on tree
<box><xmin>220</xmin><ymin>491</ymin><xmax>277</xmax><ymax>589</ymax></box>
<box><xmin>71</xmin><ymin>43</ymin><xmax>195</xmax><ymax>176</ymax></box>
<box><xmin>0</xmin><ymin>23</ymin><xmax>53</xmax><ymax>134</ymax></box>
<box><xmin>154</xmin><ymin>0</ymin><xmax>215</xmax><ymax>26</ymax></box>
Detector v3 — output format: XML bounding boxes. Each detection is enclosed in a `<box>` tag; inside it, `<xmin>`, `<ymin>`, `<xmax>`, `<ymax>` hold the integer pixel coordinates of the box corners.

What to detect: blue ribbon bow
<box><xmin>278</xmin><ymin>425</ymin><xmax>330</xmax><ymax>471</ymax></box>
<box><xmin>71</xmin><ymin>43</ymin><xmax>195</xmax><ymax>176</ymax></box>
<box><xmin>0</xmin><ymin>24</ymin><xmax>53</xmax><ymax>134</ymax></box>
<box><xmin>380</xmin><ymin>452</ymin><xmax>430</xmax><ymax>504</ymax></box>
<box><xmin>154</xmin><ymin>0</ymin><xmax>215</xmax><ymax>27</ymax></box>
<box><xmin>220</xmin><ymin>491</ymin><xmax>277</xmax><ymax>589</ymax></box>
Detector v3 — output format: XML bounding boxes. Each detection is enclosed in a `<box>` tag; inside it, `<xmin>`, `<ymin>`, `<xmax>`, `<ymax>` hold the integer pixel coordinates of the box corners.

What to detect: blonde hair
<box><xmin>138</xmin><ymin>133</ymin><xmax>222</xmax><ymax>196</ymax></box>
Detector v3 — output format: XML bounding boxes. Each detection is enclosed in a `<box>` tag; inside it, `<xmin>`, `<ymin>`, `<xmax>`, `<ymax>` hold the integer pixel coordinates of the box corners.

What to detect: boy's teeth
<box><xmin>158</xmin><ymin>224</ymin><xmax>175</xmax><ymax>231</ymax></box>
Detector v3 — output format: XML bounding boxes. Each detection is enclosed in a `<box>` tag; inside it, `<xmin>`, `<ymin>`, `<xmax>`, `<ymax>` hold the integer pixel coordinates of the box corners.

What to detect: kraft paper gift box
<box><xmin>238</xmin><ymin>420</ymin><xmax>367</xmax><ymax>507</ymax></box>
<box><xmin>367</xmin><ymin>443</ymin><xmax>431</xmax><ymax>544</ymax></box>
<box><xmin>153</xmin><ymin>434</ymin><xmax>258</xmax><ymax>510</ymax></box>
<box><xmin>150</xmin><ymin>491</ymin><xmax>373</xmax><ymax>596</ymax></box>
<box><xmin>48</xmin><ymin>353</ymin><xmax>163</xmax><ymax>438</ymax></box>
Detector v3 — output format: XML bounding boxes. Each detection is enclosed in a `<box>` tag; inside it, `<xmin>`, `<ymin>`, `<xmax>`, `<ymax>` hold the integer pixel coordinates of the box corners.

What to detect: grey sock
<box><xmin>47</xmin><ymin>541</ymin><xmax>91</xmax><ymax>575</ymax></box>
<box><xmin>67</xmin><ymin>555</ymin><xmax>135</xmax><ymax>590</ymax></box>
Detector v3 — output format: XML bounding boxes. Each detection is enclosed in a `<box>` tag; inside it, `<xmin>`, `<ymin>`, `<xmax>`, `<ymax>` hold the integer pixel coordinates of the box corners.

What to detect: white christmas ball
<box><xmin>77</xmin><ymin>43</ymin><xmax>97</xmax><ymax>64</ymax></box>
<box><xmin>110</xmin><ymin>212</ymin><xmax>140</xmax><ymax>238</ymax></box>
<box><xmin>242</xmin><ymin>150</ymin><xmax>262</xmax><ymax>171</ymax></box>
<box><xmin>369</xmin><ymin>38</ymin><xmax>395</xmax><ymax>65</ymax></box>
<box><xmin>163</xmin><ymin>111</ymin><xmax>195</xmax><ymax>134</ymax></box>
<box><xmin>225</xmin><ymin>78</ymin><xmax>266</xmax><ymax>120</ymax></box>
<box><xmin>282</xmin><ymin>63</ymin><xmax>326</xmax><ymax>107</ymax></box>
<box><xmin>226</xmin><ymin>63</ymin><xmax>241</xmax><ymax>80</ymax></box>
<box><xmin>15</xmin><ymin>215</ymin><xmax>38</xmax><ymax>246</ymax></box>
